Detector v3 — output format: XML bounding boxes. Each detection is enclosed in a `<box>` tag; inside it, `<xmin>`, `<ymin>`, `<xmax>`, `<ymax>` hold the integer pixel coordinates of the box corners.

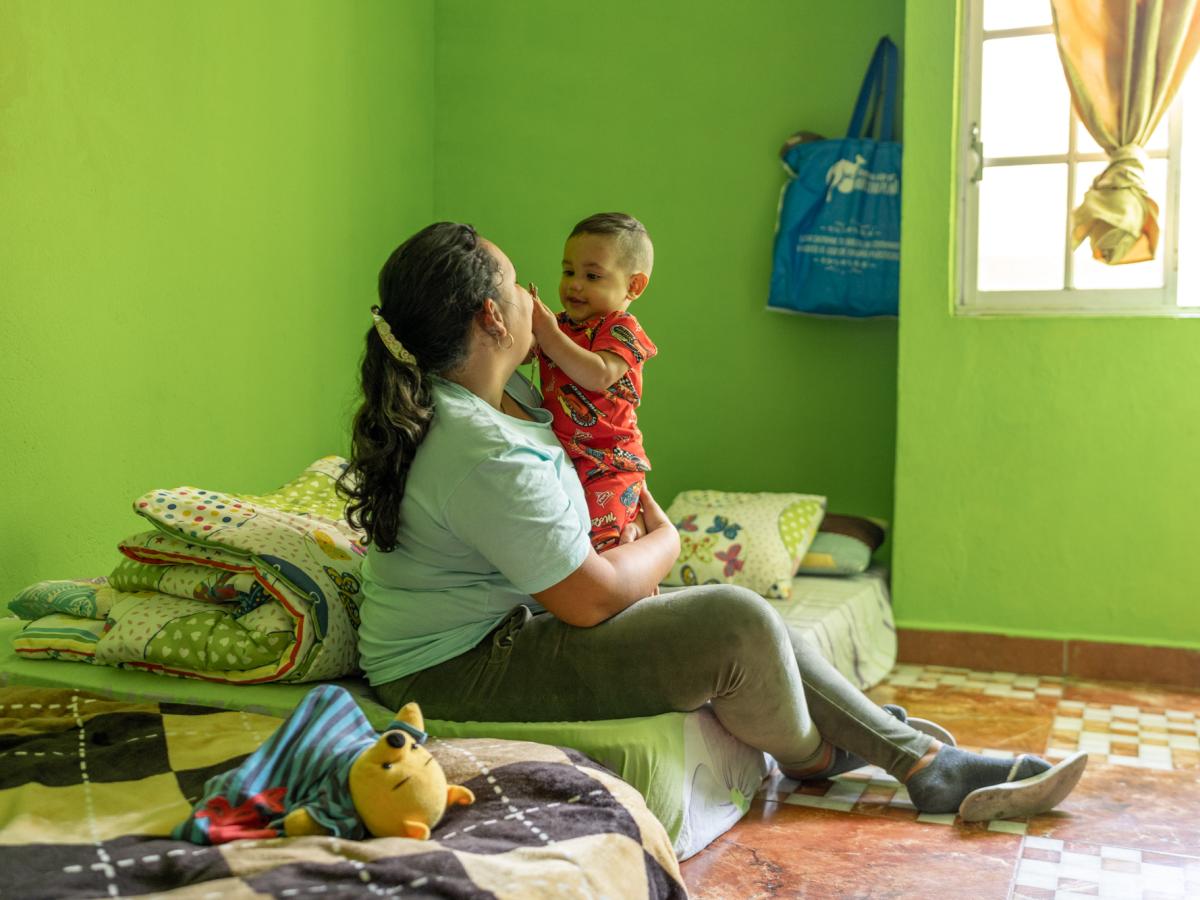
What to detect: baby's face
<box><xmin>559</xmin><ymin>233</ymin><xmax>636</xmax><ymax>324</ymax></box>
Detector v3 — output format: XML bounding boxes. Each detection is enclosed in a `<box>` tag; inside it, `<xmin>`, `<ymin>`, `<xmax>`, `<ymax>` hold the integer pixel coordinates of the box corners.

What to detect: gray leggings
<box><xmin>375</xmin><ymin>584</ymin><xmax>932</xmax><ymax>779</ymax></box>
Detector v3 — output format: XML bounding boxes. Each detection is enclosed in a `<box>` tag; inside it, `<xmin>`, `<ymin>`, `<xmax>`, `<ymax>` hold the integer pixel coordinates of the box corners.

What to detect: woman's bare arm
<box><xmin>531</xmin><ymin>488</ymin><xmax>678</xmax><ymax>627</ymax></box>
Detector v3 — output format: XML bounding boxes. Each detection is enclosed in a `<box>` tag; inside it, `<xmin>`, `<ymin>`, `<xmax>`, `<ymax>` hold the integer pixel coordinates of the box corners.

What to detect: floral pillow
<box><xmin>661</xmin><ymin>490</ymin><xmax>826</xmax><ymax>599</ymax></box>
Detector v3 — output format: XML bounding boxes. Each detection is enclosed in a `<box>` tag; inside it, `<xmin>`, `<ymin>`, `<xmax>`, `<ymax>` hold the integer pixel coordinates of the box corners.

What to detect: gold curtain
<box><xmin>1050</xmin><ymin>0</ymin><xmax>1200</xmax><ymax>264</ymax></box>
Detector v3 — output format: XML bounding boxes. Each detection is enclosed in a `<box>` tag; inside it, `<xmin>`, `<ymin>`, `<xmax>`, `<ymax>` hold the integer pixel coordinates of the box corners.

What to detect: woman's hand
<box><xmin>619</xmin><ymin>512</ymin><xmax>659</xmax><ymax>596</ymax></box>
<box><xmin>533</xmin><ymin>485</ymin><xmax>677</xmax><ymax>625</ymax></box>
<box><xmin>638</xmin><ymin>486</ymin><xmax>674</xmax><ymax>538</ymax></box>
<box><xmin>619</xmin><ymin>487</ymin><xmax>674</xmax><ymax>546</ymax></box>
<box><xmin>616</xmin><ymin>488</ymin><xmax>676</xmax><ymax>597</ymax></box>
<box><xmin>619</xmin><ymin>489</ymin><xmax>676</xmax><ymax>547</ymax></box>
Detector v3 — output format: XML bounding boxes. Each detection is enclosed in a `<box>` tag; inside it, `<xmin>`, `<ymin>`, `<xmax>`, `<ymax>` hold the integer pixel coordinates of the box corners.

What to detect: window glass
<box><xmin>983</xmin><ymin>0</ymin><xmax>1052</xmax><ymax>32</ymax></box>
<box><xmin>963</xmin><ymin>0</ymin><xmax>1190</xmax><ymax>313</ymax></box>
<box><xmin>977</xmin><ymin>163</ymin><xmax>1068</xmax><ymax>291</ymax></box>
<box><xmin>981</xmin><ymin>35</ymin><xmax>1071</xmax><ymax>158</ymax></box>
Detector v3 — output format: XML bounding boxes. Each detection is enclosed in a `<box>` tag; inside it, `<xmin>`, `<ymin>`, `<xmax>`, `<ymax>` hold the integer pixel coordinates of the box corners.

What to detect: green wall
<box><xmin>432</xmin><ymin>0</ymin><xmax>905</xmax><ymax>527</ymax></box>
<box><xmin>894</xmin><ymin>0</ymin><xmax>1200</xmax><ymax>649</ymax></box>
<box><xmin>0</xmin><ymin>0</ymin><xmax>434</xmax><ymax>598</ymax></box>
<box><xmin>9</xmin><ymin>0</ymin><xmax>1185</xmax><ymax>651</ymax></box>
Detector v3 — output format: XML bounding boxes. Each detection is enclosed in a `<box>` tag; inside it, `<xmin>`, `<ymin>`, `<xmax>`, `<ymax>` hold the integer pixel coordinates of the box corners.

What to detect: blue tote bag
<box><xmin>768</xmin><ymin>37</ymin><xmax>901</xmax><ymax>318</ymax></box>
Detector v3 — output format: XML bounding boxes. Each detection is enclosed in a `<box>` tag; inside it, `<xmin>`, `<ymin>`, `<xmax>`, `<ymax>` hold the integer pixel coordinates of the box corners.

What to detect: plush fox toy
<box><xmin>173</xmin><ymin>684</ymin><xmax>474</xmax><ymax>844</ymax></box>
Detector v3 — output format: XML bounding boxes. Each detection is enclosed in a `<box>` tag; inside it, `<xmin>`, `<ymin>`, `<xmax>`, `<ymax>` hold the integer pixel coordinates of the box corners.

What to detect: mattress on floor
<box><xmin>428</xmin><ymin>705</ymin><xmax>770</xmax><ymax>861</ymax></box>
<box><xmin>0</xmin><ymin>566</ymin><xmax>894</xmax><ymax>859</ymax></box>
<box><xmin>0</xmin><ymin>614</ymin><xmax>762</xmax><ymax>860</ymax></box>
<box><xmin>0</xmin><ymin>685</ymin><xmax>687</xmax><ymax>899</ymax></box>
<box><xmin>774</xmin><ymin>566</ymin><xmax>896</xmax><ymax>691</ymax></box>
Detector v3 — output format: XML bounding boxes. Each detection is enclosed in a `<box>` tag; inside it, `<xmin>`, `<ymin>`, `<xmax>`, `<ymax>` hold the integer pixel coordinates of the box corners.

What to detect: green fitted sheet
<box><xmin>0</xmin><ymin>615</ymin><xmax>391</xmax><ymax>723</ymax></box>
<box><xmin>0</xmin><ymin>615</ymin><xmax>742</xmax><ymax>857</ymax></box>
<box><xmin>428</xmin><ymin>714</ymin><xmax>689</xmax><ymax>846</ymax></box>
<box><xmin>2</xmin><ymin>568</ymin><xmax>894</xmax><ymax>858</ymax></box>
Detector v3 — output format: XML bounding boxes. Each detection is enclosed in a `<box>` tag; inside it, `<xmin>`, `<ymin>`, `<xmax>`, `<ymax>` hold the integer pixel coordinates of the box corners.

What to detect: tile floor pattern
<box><xmin>680</xmin><ymin>664</ymin><xmax>1200</xmax><ymax>899</ymax></box>
<box><xmin>883</xmin><ymin>663</ymin><xmax>1066</xmax><ymax>700</ymax></box>
<box><xmin>1011</xmin><ymin>837</ymin><xmax>1200</xmax><ymax>900</ymax></box>
<box><xmin>1047</xmin><ymin>701</ymin><xmax>1200</xmax><ymax>772</ymax></box>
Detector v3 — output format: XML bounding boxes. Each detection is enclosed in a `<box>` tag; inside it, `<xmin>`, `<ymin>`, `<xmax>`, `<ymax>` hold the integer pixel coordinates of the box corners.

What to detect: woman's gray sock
<box><xmin>905</xmin><ymin>746</ymin><xmax>1051</xmax><ymax>814</ymax></box>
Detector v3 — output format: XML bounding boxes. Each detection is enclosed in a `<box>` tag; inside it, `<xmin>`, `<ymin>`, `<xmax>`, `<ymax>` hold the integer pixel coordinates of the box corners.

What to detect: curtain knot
<box><xmin>1096</xmin><ymin>143</ymin><xmax>1150</xmax><ymax>192</ymax></box>
<box><xmin>1108</xmin><ymin>142</ymin><xmax>1148</xmax><ymax>169</ymax></box>
<box><xmin>1072</xmin><ymin>142</ymin><xmax>1159</xmax><ymax>265</ymax></box>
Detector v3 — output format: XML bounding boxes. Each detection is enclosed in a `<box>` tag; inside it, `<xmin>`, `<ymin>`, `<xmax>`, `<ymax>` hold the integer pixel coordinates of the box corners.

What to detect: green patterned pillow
<box><xmin>662</xmin><ymin>491</ymin><xmax>826</xmax><ymax>599</ymax></box>
<box><xmin>796</xmin><ymin>514</ymin><xmax>888</xmax><ymax>576</ymax></box>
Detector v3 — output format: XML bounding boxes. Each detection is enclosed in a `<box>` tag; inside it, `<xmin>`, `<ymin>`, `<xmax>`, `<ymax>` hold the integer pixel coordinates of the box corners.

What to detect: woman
<box><xmin>341</xmin><ymin>222</ymin><xmax>1086</xmax><ymax>821</ymax></box>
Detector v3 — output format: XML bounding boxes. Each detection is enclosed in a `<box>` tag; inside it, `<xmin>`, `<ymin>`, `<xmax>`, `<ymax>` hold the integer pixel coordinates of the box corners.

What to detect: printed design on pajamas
<box><xmin>608</xmin><ymin>323</ymin><xmax>651</xmax><ymax>363</ymax></box>
<box><xmin>558</xmin><ymin>384</ymin><xmax>603</xmax><ymax>427</ymax></box>
<box><xmin>537</xmin><ymin>310</ymin><xmax>658</xmax><ymax>551</ymax></box>
<box><xmin>585</xmin><ymin>472</ymin><xmax>645</xmax><ymax>551</ymax></box>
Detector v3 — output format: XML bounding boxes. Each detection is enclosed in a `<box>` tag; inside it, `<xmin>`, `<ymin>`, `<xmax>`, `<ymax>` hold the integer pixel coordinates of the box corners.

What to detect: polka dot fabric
<box><xmin>662</xmin><ymin>491</ymin><xmax>826</xmax><ymax>599</ymax></box>
<box><xmin>105</xmin><ymin>457</ymin><xmax>367</xmax><ymax>683</ymax></box>
<box><xmin>239</xmin><ymin>464</ymin><xmax>349</xmax><ymax>522</ymax></box>
<box><xmin>778</xmin><ymin>502</ymin><xmax>825</xmax><ymax>561</ymax></box>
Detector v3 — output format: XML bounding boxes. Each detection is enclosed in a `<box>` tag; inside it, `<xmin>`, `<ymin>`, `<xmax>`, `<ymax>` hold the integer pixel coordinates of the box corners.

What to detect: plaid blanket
<box><xmin>8</xmin><ymin>457</ymin><xmax>365</xmax><ymax>683</ymax></box>
<box><xmin>0</xmin><ymin>687</ymin><xmax>685</xmax><ymax>899</ymax></box>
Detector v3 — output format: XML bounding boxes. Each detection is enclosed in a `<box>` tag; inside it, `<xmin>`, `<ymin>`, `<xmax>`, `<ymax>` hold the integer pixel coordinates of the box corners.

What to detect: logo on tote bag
<box><xmin>767</xmin><ymin>36</ymin><xmax>902</xmax><ymax>318</ymax></box>
<box><xmin>825</xmin><ymin>154</ymin><xmax>900</xmax><ymax>201</ymax></box>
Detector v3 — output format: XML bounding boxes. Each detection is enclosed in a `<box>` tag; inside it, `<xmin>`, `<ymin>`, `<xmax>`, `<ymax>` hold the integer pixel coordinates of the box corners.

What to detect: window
<box><xmin>956</xmin><ymin>0</ymin><xmax>1200</xmax><ymax>316</ymax></box>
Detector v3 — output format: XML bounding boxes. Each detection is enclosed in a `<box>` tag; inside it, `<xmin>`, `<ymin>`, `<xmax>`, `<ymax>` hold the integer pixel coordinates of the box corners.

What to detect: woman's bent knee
<box><xmin>669</xmin><ymin>584</ymin><xmax>788</xmax><ymax>651</ymax></box>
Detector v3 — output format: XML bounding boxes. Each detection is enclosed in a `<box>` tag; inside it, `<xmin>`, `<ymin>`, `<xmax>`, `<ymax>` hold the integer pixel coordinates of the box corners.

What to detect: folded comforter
<box><xmin>8</xmin><ymin>456</ymin><xmax>366</xmax><ymax>683</ymax></box>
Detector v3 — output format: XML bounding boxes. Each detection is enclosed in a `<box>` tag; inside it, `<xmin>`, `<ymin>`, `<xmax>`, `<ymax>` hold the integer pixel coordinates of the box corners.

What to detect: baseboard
<box><xmin>896</xmin><ymin>628</ymin><xmax>1200</xmax><ymax>690</ymax></box>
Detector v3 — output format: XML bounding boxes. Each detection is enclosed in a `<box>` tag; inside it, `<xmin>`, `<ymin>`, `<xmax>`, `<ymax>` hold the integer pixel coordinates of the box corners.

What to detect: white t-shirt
<box><xmin>357</xmin><ymin>372</ymin><xmax>592</xmax><ymax>685</ymax></box>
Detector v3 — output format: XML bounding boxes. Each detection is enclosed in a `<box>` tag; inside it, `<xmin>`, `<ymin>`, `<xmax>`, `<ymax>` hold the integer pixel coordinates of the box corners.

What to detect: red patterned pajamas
<box><xmin>578</xmin><ymin>470</ymin><xmax>644</xmax><ymax>551</ymax></box>
<box><xmin>538</xmin><ymin>311</ymin><xmax>657</xmax><ymax>552</ymax></box>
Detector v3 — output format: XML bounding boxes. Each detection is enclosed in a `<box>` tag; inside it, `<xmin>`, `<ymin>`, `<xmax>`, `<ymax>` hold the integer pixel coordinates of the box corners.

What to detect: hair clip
<box><xmin>370</xmin><ymin>306</ymin><xmax>417</xmax><ymax>366</ymax></box>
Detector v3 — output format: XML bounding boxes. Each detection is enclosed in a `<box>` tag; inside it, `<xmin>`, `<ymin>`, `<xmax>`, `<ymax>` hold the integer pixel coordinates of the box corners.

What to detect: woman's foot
<box><xmin>904</xmin><ymin>745</ymin><xmax>1088</xmax><ymax>820</ymax></box>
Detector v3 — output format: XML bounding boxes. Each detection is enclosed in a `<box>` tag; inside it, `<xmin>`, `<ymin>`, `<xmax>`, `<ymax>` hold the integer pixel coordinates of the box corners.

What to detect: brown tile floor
<box><xmin>679</xmin><ymin>663</ymin><xmax>1200</xmax><ymax>899</ymax></box>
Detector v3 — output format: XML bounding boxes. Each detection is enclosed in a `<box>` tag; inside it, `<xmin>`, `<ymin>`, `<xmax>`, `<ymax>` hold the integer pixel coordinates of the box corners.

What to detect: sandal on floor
<box><xmin>957</xmin><ymin>751</ymin><xmax>1088</xmax><ymax>822</ymax></box>
<box><xmin>884</xmin><ymin>704</ymin><xmax>957</xmax><ymax>747</ymax></box>
<box><xmin>906</xmin><ymin>716</ymin><xmax>957</xmax><ymax>747</ymax></box>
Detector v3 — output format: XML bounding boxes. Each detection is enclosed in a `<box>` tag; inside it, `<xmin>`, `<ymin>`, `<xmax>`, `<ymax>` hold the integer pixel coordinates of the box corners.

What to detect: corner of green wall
<box><xmin>1</xmin><ymin>0</ymin><xmax>436</xmax><ymax>599</ymax></box>
<box><xmin>893</xmin><ymin>0</ymin><xmax>1200</xmax><ymax>651</ymax></box>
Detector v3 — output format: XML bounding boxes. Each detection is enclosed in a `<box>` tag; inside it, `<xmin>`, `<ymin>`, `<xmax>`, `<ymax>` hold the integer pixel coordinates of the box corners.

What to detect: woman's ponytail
<box><xmin>339</xmin><ymin>222</ymin><xmax>499</xmax><ymax>551</ymax></box>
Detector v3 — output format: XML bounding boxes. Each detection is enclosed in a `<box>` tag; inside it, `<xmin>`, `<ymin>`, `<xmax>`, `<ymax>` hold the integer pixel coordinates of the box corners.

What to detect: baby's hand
<box><xmin>529</xmin><ymin>284</ymin><xmax>559</xmax><ymax>345</ymax></box>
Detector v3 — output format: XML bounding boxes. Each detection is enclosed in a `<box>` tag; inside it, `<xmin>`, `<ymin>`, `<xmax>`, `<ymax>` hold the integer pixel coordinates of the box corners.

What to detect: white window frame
<box><xmin>955</xmin><ymin>0</ymin><xmax>1195</xmax><ymax>318</ymax></box>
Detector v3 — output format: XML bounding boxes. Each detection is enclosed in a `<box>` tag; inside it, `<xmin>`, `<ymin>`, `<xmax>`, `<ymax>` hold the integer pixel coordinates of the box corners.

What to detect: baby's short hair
<box><xmin>569</xmin><ymin>212</ymin><xmax>654</xmax><ymax>277</ymax></box>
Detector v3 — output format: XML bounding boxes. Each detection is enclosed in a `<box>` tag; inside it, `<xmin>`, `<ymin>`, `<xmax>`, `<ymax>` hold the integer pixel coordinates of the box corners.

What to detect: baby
<box><xmin>531</xmin><ymin>212</ymin><xmax>657</xmax><ymax>551</ymax></box>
